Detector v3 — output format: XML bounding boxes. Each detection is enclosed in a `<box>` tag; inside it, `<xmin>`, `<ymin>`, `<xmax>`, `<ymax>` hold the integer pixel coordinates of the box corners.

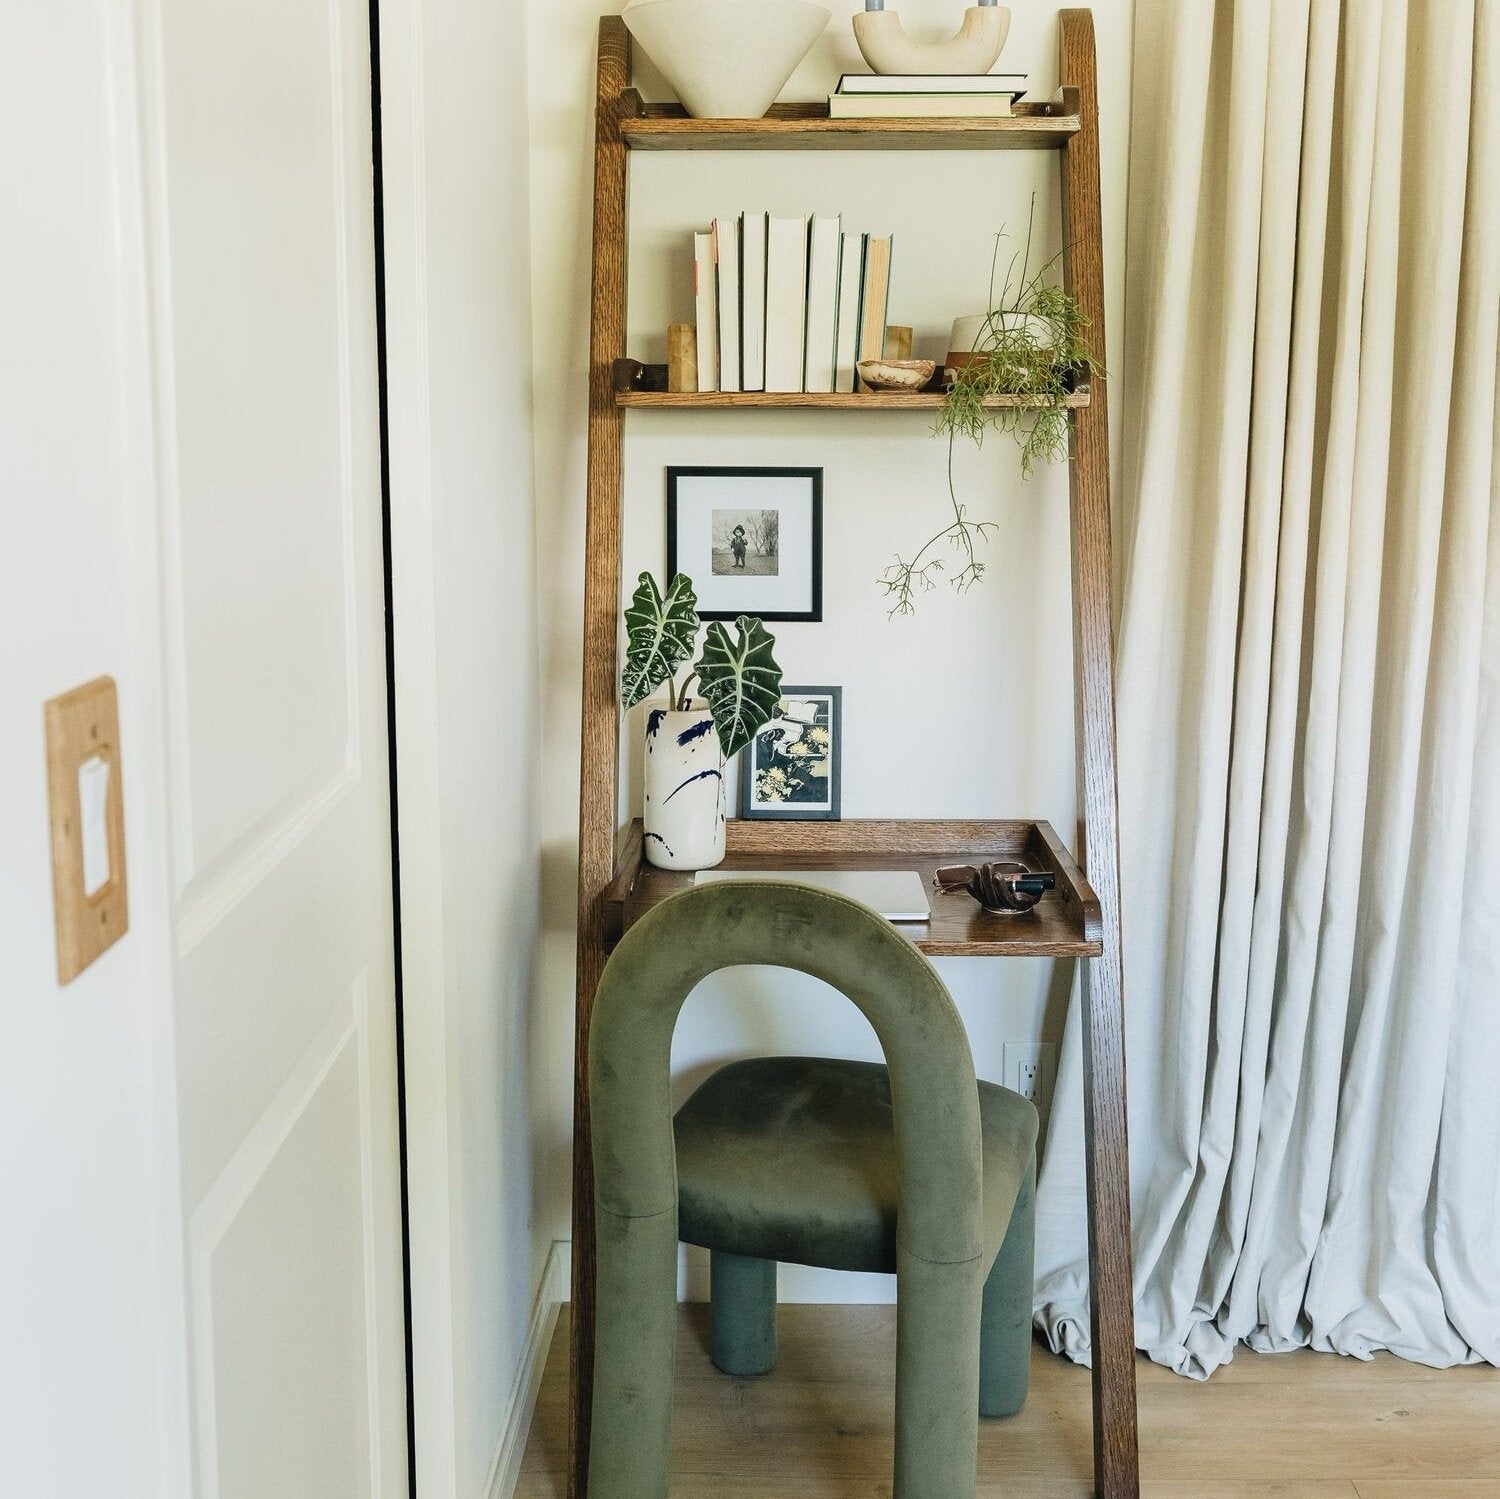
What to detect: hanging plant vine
<box><xmin>879</xmin><ymin>196</ymin><xmax>1102</xmax><ymax>617</ymax></box>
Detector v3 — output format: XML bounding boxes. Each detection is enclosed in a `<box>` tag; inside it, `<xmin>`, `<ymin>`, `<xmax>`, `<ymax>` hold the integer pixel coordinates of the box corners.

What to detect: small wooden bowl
<box><xmin>856</xmin><ymin>358</ymin><xmax>937</xmax><ymax>392</ymax></box>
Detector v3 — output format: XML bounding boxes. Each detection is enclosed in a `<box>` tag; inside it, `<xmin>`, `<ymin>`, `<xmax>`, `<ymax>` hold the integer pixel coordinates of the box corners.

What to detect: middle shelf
<box><xmin>602</xmin><ymin>817</ymin><xmax>1103</xmax><ymax>958</ymax></box>
<box><xmin>612</xmin><ymin>358</ymin><xmax>1093</xmax><ymax>411</ymax></box>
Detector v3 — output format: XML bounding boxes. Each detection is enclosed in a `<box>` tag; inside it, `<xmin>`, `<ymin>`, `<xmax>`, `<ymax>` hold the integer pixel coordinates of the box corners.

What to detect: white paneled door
<box><xmin>141</xmin><ymin>0</ymin><xmax>408</xmax><ymax>1493</ymax></box>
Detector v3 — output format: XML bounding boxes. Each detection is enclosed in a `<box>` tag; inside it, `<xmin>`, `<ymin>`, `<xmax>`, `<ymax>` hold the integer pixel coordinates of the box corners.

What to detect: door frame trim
<box><xmin>366</xmin><ymin>0</ymin><xmax>419</xmax><ymax>1491</ymax></box>
<box><xmin>369</xmin><ymin>1</ymin><xmax>465</xmax><ymax>1495</ymax></box>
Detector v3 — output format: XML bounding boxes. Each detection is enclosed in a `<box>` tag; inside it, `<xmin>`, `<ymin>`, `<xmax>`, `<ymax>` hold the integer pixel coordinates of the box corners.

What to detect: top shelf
<box><xmin>618</xmin><ymin>93</ymin><xmax>1082</xmax><ymax>152</ymax></box>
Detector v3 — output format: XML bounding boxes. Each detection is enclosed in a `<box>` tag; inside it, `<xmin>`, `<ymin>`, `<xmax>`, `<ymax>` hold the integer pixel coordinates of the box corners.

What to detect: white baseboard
<box><xmin>483</xmin><ymin>1240</ymin><xmax>569</xmax><ymax>1499</ymax></box>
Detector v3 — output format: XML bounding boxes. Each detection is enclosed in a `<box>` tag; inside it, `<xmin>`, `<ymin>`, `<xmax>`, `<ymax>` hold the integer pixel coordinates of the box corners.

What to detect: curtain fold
<box><xmin>1035</xmin><ymin>0</ymin><xmax>1500</xmax><ymax>1377</ymax></box>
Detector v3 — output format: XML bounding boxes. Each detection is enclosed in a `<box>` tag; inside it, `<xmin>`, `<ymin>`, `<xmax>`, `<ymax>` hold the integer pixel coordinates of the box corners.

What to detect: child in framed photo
<box><xmin>738</xmin><ymin>687</ymin><xmax>841</xmax><ymax>821</ymax></box>
<box><xmin>666</xmin><ymin>465</ymin><xmax>822</xmax><ymax>621</ymax></box>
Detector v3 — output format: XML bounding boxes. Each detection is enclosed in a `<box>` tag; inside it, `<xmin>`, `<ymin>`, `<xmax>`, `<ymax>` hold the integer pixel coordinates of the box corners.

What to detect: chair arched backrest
<box><xmin>587</xmin><ymin>881</ymin><xmax>985</xmax><ymax>1499</ymax></box>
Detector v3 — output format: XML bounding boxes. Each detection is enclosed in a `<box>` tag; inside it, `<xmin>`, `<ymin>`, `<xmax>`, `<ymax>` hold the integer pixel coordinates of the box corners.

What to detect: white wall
<box><xmin>528</xmin><ymin>0</ymin><xmax>1133</xmax><ymax>1297</ymax></box>
<box><xmin>380</xmin><ymin>0</ymin><xmax>551</xmax><ymax>1493</ymax></box>
<box><xmin>0</xmin><ymin>6</ymin><xmax>185</xmax><ymax>1498</ymax></box>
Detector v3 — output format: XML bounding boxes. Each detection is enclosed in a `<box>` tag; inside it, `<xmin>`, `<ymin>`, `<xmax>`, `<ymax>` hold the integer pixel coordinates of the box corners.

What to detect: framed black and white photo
<box><xmin>666</xmin><ymin>465</ymin><xmax>822</xmax><ymax>621</ymax></box>
<box><xmin>738</xmin><ymin>686</ymin><xmax>841</xmax><ymax>821</ymax></box>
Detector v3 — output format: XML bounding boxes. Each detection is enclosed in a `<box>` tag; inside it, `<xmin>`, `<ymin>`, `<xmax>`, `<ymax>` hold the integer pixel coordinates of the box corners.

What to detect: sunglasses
<box><xmin>934</xmin><ymin>861</ymin><xmax>1056</xmax><ymax>915</ymax></box>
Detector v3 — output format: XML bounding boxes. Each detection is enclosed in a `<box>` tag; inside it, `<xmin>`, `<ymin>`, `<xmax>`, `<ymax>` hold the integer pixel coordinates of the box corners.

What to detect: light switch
<box><xmin>44</xmin><ymin>677</ymin><xmax>128</xmax><ymax>984</ymax></box>
<box><xmin>78</xmin><ymin>755</ymin><xmax>112</xmax><ymax>896</ymax></box>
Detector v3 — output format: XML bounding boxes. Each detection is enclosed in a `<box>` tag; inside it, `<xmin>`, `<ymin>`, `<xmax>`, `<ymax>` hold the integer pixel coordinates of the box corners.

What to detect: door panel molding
<box><xmin>176</xmin><ymin>756</ymin><xmax>357</xmax><ymax>953</ymax></box>
<box><xmin>154</xmin><ymin>0</ymin><xmax>377</xmax><ymax>892</ymax></box>
<box><xmin>189</xmin><ymin>975</ymin><xmax>385</xmax><ymax>1499</ymax></box>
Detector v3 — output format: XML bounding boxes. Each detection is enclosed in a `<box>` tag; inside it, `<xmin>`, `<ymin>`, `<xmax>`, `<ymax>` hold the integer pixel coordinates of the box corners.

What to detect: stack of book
<box><xmin>827</xmin><ymin>72</ymin><xmax>1028</xmax><ymax>119</ymax></box>
<box><xmin>692</xmin><ymin>213</ymin><xmax>895</xmax><ymax>395</ymax></box>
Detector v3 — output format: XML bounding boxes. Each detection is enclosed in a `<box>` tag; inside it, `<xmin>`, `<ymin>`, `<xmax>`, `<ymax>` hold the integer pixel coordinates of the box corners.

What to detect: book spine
<box><xmin>713</xmin><ymin>217</ymin><xmax>741</xmax><ymax>392</ymax></box>
<box><xmin>803</xmin><ymin>215</ymin><xmax>841</xmax><ymax>394</ymax></box>
<box><xmin>764</xmin><ymin>215</ymin><xmax>808</xmax><ymax>393</ymax></box>
<box><xmin>857</xmin><ymin>234</ymin><xmax>892</xmax><ymax>367</ymax></box>
<box><xmin>740</xmin><ymin>211</ymin><xmax>766</xmax><ymax>393</ymax></box>
<box><xmin>828</xmin><ymin>94</ymin><xmax>1014</xmax><ymax>118</ymax></box>
<box><xmin>835</xmin><ymin>71</ymin><xmax>1027</xmax><ymax>94</ymax></box>
<box><xmin>834</xmin><ymin>232</ymin><xmax>865</xmax><ymax>393</ymax></box>
<box><xmin>693</xmin><ymin>230</ymin><xmax>718</xmax><ymax>393</ymax></box>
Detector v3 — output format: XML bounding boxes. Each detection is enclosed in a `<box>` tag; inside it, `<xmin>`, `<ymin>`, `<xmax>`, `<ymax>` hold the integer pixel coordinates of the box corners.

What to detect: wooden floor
<box><xmin>517</xmin><ymin>1306</ymin><xmax>1500</xmax><ymax>1499</ymax></box>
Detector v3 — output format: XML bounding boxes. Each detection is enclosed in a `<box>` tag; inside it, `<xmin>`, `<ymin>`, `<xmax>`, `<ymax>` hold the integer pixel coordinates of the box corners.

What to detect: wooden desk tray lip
<box><xmin>602</xmin><ymin>817</ymin><xmax>1103</xmax><ymax>957</ymax></box>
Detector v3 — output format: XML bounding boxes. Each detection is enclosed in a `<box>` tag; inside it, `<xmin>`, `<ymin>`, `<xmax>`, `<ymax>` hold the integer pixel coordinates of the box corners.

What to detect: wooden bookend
<box><xmin>884</xmin><ymin>325</ymin><xmax>913</xmax><ymax>361</ymax></box>
<box><xmin>667</xmin><ymin>324</ymin><xmax>698</xmax><ymax>392</ymax></box>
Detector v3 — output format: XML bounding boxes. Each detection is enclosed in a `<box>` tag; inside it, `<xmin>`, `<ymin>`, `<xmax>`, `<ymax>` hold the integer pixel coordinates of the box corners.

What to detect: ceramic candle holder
<box><xmin>853</xmin><ymin>3</ymin><xmax>1010</xmax><ymax>76</ymax></box>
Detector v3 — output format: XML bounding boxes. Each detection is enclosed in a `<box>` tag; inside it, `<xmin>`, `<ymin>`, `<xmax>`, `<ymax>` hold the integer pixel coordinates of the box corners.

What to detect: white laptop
<box><xmin>692</xmin><ymin>868</ymin><xmax>931</xmax><ymax>923</ymax></box>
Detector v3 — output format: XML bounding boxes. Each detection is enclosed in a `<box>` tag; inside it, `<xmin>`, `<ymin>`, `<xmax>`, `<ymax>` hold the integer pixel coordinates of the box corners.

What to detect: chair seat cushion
<box><xmin>674</xmin><ymin>1056</ymin><xmax>1038</xmax><ymax>1274</ymax></box>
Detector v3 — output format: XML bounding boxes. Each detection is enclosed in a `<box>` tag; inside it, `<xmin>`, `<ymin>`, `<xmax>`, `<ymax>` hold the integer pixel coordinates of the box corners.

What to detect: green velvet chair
<box><xmin>588</xmin><ymin>881</ymin><xmax>1039</xmax><ymax>1499</ymax></box>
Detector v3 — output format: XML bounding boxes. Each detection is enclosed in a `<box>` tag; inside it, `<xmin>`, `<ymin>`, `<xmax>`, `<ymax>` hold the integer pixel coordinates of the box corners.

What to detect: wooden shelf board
<box><xmin>613</xmin><ymin>360</ymin><xmax>1091</xmax><ymax>411</ymax></box>
<box><xmin>603</xmin><ymin>818</ymin><xmax>1103</xmax><ymax>959</ymax></box>
<box><xmin>620</xmin><ymin>98</ymin><xmax>1082</xmax><ymax>152</ymax></box>
<box><xmin>616</xmin><ymin>388</ymin><xmax>1092</xmax><ymax>410</ymax></box>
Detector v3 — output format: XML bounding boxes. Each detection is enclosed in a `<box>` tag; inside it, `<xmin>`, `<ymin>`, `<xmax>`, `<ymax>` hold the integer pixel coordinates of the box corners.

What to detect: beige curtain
<box><xmin>1035</xmin><ymin>0</ymin><xmax>1500</xmax><ymax>1376</ymax></box>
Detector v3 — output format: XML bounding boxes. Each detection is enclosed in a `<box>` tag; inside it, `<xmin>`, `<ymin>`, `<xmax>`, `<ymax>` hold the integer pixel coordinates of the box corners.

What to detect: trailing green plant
<box><xmin>879</xmin><ymin>196</ymin><xmax>1102</xmax><ymax>618</ymax></box>
<box><xmin>621</xmin><ymin>570</ymin><xmax>784</xmax><ymax>759</ymax></box>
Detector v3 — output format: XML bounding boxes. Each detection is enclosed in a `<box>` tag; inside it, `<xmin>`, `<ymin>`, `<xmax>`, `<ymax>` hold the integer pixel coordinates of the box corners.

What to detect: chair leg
<box><xmin>709</xmin><ymin>1250</ymin><xmax>778</xmax><ymax>1376</ymax></box>
<box><xmin>979</xmin><ymin>1157</ymin><xmax>1036</xmax><ymax>1418</ymax></box>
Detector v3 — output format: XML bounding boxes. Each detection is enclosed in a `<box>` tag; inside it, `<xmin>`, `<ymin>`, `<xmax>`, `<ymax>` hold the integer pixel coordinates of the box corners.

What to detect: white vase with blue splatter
<box><xmin>643</xmin><ymin>707</ymin><xmax>726</xmax><ymax>870</ymax></box>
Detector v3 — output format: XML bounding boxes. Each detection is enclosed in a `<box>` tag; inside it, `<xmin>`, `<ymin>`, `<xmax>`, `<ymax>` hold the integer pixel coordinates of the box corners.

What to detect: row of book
<box><xmin>693</xmin><ymin>213</ymin><xmax>894</xmax><ymax>395</ymax></box>
<box><xmin>827</xmin><ymin>71</ymin><xmax>1028</xmax><ymax>119</ymax></box>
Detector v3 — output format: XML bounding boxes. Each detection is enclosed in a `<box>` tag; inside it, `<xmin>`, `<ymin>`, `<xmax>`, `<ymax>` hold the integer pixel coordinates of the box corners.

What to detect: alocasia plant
<box><xmin>695</xmin><ymin>615</ymin><xmax>784</xmax><ymax>759</ymax></box>
<box><xmin>620</xmin><ymin>571</ymin><xmax>783</xmax><ymax>757</ymax></box>
<box><xmin>621</xmin><ymin>571</ymin><xmax>699</xmax><ymax>710</ymax></box>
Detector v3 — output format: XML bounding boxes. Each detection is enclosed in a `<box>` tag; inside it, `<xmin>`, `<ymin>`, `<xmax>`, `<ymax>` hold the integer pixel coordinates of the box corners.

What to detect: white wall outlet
<box><xmin>1003</xmin><ymin>1041</ymin><xmax>1056</xmax><ymax>1109</ymax></box>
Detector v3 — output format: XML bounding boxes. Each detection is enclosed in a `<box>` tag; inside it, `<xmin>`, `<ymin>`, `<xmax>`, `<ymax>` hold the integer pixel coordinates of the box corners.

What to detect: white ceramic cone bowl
<box><xmin>624</xmin><ymin>0</ymin><xmax>831</xmax><ymax>120</ymax></box>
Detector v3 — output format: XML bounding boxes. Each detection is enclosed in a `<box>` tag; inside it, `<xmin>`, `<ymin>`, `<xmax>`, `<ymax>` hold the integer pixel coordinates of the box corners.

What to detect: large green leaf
<box><xmin>696</xmin><ymin>615</ymin><xmax>783</xmax><ymax>759</ymax></box>
<box><xmin>621</xmin><ymin>572</ymin><xmax>699</xmax><ymax>709</ymax></box>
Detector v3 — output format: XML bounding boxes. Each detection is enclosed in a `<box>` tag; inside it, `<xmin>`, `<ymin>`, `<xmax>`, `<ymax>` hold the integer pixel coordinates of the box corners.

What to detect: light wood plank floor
<box><xmin>517</xmin><ymin>1306</ymin><xmax>1500</xmax><ymax>1499</ymax></box>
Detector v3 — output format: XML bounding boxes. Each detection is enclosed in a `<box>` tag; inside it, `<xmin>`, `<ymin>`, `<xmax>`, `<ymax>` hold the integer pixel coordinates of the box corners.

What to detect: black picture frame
<box><xmin>738</xmin><ymin>686</ymin><xmax>842</xmax><ymax>821</ymax></box>
<box><xmin>665</xmin><ymin>465</ymin><xmax>823</xmax><ymax>622</ymax></box>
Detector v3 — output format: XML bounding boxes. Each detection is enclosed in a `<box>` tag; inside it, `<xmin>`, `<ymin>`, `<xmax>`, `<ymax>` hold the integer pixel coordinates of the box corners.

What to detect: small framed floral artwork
<box><xmin>738</xmin><ymin>686</ymin><xmax>842</xmax><ymax>821</ymax></box>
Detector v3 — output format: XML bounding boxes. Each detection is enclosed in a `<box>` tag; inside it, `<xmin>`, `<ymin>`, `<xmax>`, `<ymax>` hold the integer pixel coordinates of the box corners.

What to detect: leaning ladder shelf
<box><xmin>571</xmin><ymin>12</ymin><xmax>1139</xmax><ymax>1498</ymax></box>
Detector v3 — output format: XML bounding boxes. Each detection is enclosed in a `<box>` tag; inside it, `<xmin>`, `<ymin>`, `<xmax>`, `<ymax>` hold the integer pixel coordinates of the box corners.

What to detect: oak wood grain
<box><xmin>525</xmin><ymin>1306</ymin><xmax>1500</xmax><ymax>1499</ymax></box>
<box><xmin>1356</xmin><ymin>1487</ymin><xmax>1500</xmax><ymax>1498</ymax></box>
<box><xmin>43</xmin><ymin>676</ymin><xmax>128</xmax><ymax>984</ymax></box>
<box><xmin>620</xmin><ymin>95</ymin><xmax>1081</xmax><ymax>152</ymax></box>
<box><xmin>613</xmin><ymin>358</ymin><xmax>1091</xmax><ymax>409</ymax></box>
<box><xmin>568</xmin><ymin>17</ymin><xmax>630</xmax><ymax>1499</ymax></box>
<box><xmin>1058</xmin><ymin>10</ymin><xmax>1140</xmax><ymax>1497</ymax></box>
<box><xmin>602</xmin><ymin>818</ymin><xmax>1102</xmax><ymax>958</ymax></box>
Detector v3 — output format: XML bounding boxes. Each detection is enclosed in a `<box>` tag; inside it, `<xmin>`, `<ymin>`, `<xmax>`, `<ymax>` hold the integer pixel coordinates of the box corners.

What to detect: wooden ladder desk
<box><xmin>569</xmin><ymin>11</ymin><xmax>1139</xmax><ymax>1496</ymax></box>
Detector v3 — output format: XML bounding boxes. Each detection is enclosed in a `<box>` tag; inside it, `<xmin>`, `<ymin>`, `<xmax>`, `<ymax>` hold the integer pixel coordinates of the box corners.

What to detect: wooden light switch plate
<box><xmin>44</xmin><ymin>676</ymin><xmax>129</xmax><ymax>984</ymax></box>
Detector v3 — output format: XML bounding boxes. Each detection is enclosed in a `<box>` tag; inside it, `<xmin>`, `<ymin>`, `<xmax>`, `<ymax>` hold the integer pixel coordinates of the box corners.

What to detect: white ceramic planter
<box><xmin>623</xmin><ymin>0</ymin><xmax>831</xmax><ymax>120</ymax></box>
<box><xmin>644</xmin><ymin>707</ymin><xmax>726</xmax><ymax>870</ymax></box>
<box><xmin>947</xmin><ymin>311</ymin><xmax>1057</xmax><ymax>366</ymax></box>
